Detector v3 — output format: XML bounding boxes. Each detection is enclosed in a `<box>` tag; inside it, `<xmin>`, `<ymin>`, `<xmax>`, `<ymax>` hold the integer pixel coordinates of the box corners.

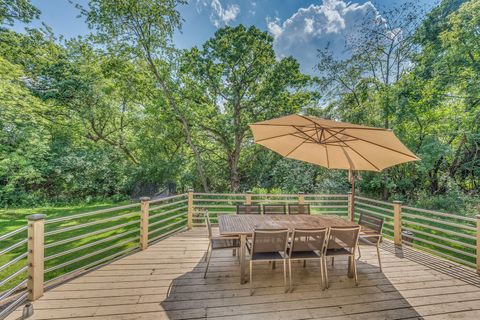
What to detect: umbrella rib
<box><xmin>326</xmin><ymin>127</ymin><xmax>419</xmax><ymax>160</ymax></box>
<box><xmin>325</xmin><ymin>127</ymin><xmax>382</xmax><ymax>171</ymax></box>
<box><xmin>284</xmin><ymin>128</ymin><xmax>319</xmax><ymax>157</ymax></box>
<box><xmin>325</xmin><ymin>143</ymin><xmax>330</xmax><ymax>168</ymax></box>
<box><xmin>292</xmin><ymin>126</ymin><xmax>318</xmax><ymax>143</ymax></box>
<box><xmin>343</xmin><ymin>141</ymin><xmax>382</xmax><ymax>171</ymax></box>
<box><xmin>323</xmin><ymin>128</ymin><xmax>346</xmax><ymax>143</ymax></box>
<box><xmin>254</xmin><ymin>127</ymin><xmax>317</xmax><ymax>143</ymax></box>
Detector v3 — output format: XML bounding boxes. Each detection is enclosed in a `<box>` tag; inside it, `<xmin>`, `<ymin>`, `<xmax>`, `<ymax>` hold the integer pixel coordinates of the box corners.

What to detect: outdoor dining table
<box><xmin>218</xmin><ymin>214</ymin><xmax>360</xmax><ymax>284</ymax></box>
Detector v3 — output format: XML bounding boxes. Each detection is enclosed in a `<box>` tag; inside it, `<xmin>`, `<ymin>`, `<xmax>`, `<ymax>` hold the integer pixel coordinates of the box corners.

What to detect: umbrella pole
<box><xmin>350</xmin><ymin>170</ymin><xmax>355</xmax><ymax>222</ymax></box>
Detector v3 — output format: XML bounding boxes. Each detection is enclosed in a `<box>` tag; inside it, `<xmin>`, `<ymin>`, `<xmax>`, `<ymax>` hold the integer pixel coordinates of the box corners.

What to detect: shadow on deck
<box><xmin>7</xmin><ymin>229</ymin><xmax>480</xmax><ymax>320</ymax></box>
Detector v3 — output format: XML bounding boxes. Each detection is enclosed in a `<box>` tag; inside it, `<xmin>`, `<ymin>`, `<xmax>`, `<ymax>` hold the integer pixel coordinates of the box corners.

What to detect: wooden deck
<box><xmin>7</xmin><ymin>228</ymin><xmax>480</xmax><ymax>320</ymax></box>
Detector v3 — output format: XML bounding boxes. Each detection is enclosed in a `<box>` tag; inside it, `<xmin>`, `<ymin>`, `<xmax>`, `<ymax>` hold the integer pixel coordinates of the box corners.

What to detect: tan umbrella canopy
<box><xmin>249</xmin><ymin>114</ymin><xmax>420</xmax><ymax>213</ymax></box>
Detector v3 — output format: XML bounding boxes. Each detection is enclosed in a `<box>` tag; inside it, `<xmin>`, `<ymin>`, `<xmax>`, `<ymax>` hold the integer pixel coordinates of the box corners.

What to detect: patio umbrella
<box><xmin>249</xmin><ymin>114</ymin><xmax>420</xmax><ymax>214</ymax></box>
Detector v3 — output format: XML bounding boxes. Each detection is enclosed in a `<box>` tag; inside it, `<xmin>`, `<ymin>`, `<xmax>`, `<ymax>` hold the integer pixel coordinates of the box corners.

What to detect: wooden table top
<box><xmin>218</xmin><ymin>214</ymin><xmax>358</xmax><ymax>235</ymax></box>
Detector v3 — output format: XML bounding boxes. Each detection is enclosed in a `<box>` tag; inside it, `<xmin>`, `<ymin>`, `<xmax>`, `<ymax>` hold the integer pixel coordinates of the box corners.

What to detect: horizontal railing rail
<box><xmin>0</xmin><ymin>189</ymin><xmax>478</xmax><ymax>320</ymax></box>
<box><xmin>353</xmin><ymin>196</ymin><xmax>478</xmax><ymax>270</ymax></box>
<box><xmin>0</xmin><ymin>224</ymin><xmax>28</xmax><ymax>318</ymax></box>
<box><xmin>0</xmin><ymin>193</ymin><xmax>190</xmax><ymax>317</ymax></box>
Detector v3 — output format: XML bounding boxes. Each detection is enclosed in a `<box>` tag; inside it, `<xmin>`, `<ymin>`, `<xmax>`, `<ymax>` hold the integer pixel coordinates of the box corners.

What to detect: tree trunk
<box><xmin>229</xmin><ymin>98</ymin><xmax>243</xmax><ymax>192</ymax></box>
<box><xmin>143</xmin><ymin>52</ymin><xmax>209</xmax><ymax>192</ymax></box>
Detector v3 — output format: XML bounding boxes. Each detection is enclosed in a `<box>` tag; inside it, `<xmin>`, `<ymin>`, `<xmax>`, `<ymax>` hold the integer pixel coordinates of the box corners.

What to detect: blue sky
<box><xmin>11</xmin><ymin>0</ymin><xmax>437</xmax><ymax>73</ymax></box>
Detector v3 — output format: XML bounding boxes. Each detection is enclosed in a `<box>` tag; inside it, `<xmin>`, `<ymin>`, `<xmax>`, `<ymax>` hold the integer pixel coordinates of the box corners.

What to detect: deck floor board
<box><xmin>6</xmin><ymin>228</ymin><xmax>480</xmax><ymax>320</ymax></box>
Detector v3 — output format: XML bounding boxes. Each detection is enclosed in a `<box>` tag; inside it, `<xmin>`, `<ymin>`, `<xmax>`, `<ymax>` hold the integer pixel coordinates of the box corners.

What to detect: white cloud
<box><xmin>198</xmin><ymin>0</ymin><xmax>241</xmax><ymax>28</ymax></box>
<box><xmin>267</xmin><ymin>0</ymin><xmax>382</xmax><ymax>74</ymax></box>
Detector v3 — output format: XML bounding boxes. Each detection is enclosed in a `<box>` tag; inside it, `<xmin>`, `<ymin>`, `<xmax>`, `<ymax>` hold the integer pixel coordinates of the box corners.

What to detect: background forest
<box><xmin>0</xmin><ymin>0</ymin><xmax>478</xmax><ymax>215</ymax></box>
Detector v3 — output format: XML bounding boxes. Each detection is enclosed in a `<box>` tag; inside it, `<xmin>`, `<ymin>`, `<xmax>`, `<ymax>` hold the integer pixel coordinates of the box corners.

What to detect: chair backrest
<box><xmin>204</xmin><ymin>211</ymin><xmax>213</xmax><ymax>239</ymax></box>
<box><xmin>290</xmin><ymin>228</ymin><xmax>328</xmax><ymax>254</ymax></box>
<box><xmin>358</xmin><ymin>212</ymin><xmax>384</xmax><ymax>235</ymax></box>
<box><xmin>252</xmin><ymin>229</ymin><xmax>289</xmax><ymax>254</ymax></box>
<box><xmin>263</xmin><ymin>204</ymin><xmax>286</xmax><ymax>215</ymax></box>
<box><xmin>288</xmin><ymin>204</ymin><xmax>311</xmax><ymax>215</ymax></box>
<box><xmin>236</xmin><ymin>204</ymin><xmax>261</xmax><ymax>215</ymax></box>
<box><xmin>327</xmin><ymin>226</ymin><xmax>360</xmax><ymax>253</ymax></box>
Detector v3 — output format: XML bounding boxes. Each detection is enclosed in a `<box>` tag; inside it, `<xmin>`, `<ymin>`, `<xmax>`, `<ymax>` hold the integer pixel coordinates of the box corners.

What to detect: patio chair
<box><xmin>236</xmin><ymin>204</ymin><xmax>261</xmax><ymax>215</ymax></box>
<box><xmin>248</xmin><ymin>229</ymin><xmax>289</xmax><ymax>295</ymax></box>
<box><xmin>263</xmin><ymin>204</ymin><xmax>286</xmax><ymax>215</ymax></box>
<box><xmin>288</xmin><ymin>204</ymin><xmax>311</xmax><ymax>215</ymax></box>
<box><xmin>357</xmin><ymin>212</ymin><xmax>384</xmax><ymax>271</ymax></box>
<box><xmin>204</xmin><ymin>211</ymin><xmax>240</xmax><ymax>278</ymax></box>
<box><xmin>324</xmin><ymin>226</ymin><xmax>360</xmax><ymax>287</ymax></box>
<box><xmin>287</xmin><ymin>228</ymin><xmax>328</xmax><ymax>291</ymax></box>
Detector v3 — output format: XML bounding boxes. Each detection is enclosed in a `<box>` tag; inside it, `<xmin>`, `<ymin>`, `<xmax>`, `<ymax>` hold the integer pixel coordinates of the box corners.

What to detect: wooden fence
<box><xmin>0</xmin><ymin>191</ymin><xmax>478</xmax><ymax>318</ymax></box>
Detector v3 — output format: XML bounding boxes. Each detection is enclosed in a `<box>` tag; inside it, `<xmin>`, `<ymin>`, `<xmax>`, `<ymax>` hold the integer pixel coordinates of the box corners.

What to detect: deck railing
<box><xmin>0</xmin><ymin>191</ymin><xmax>479</xmax><ymax>317</ymax></box>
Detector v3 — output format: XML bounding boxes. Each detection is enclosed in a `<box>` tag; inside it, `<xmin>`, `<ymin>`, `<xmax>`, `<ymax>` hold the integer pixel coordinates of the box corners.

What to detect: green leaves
<box><xmin>0</xmin><ymin>0</ymin><xmax>40</xmax><ymax>26</ymax></box>
<box><xmin>179</xmin><ymin>25</ymin><xmax>316</xmax><ymax>191</ymax></box>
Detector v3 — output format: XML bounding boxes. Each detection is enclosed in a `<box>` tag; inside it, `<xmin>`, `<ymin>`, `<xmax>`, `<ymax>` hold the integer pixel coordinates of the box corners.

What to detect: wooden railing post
<box><xmin>140</xmin><ymin>197</ymin><xmax>150</xmax><ymax>250</ymax></box>
<box><xmin>347</xmin><ymin>192</ymin><xmax>354</xmax><ymax>221</ymax></box>
<box><xmin>476</xmin><ymin>215</ymin><xmax>480</xmax><ymax>274</ymax></box>
<box><xmin>298</xmin><ymin>192</ymin><xmax>305</xmax><ymax>205</ymax></box>
<box><xmin>393</xmin><ymin>201</ymin><xmax>403</xmax><ymax>246</ymax></box>
<box><xmin>187</xmin><ymin>189</ymin><xmax>194</xmax><ymax>229</ymax></box>
<box><xmin>245</xmin><ymin>190</ymin><xmax>252</xmax><ymax>205</ymax></box>
<box><xmin>27</xmin><ymin>214</ymin><xmax>45</xmax><ymax>301</ymax></box>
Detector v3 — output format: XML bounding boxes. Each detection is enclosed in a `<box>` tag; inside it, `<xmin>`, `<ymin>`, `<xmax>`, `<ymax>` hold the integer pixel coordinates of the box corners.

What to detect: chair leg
<box><xmin>272</xmin><ymin>261</ymin><xmax>276</xmax><ymax>269</ymax></box>
<box><xmin>249</xmin><ymin>261</ymin><xmax>254</xmax><ymax>295</ymax></box>
<box><xmin>319</xmin><ymin>257</ymin><xmax>324</xmax><ymax>290</ymax></box>
<box><xmin>331</xmin><ymin>257</ymin><xmax>334</xmax><ymax>267</ymax></box>
<box><xmin>357</xmin><ymin>244</ymin><xmax>362</xmax><ymax>260</ymax></box>
<box><xmin>288</xmin><ymin>259</ymin><xmax>293</xmax><ymax>292</ymax></box>
<box><xmin>203</xmin><ymin>248</ymin><xmax>213</xmax><ymax>278</ymax></box>
<box><xmin>303</xmin><ymin>260</ymin><xmax>306</xmax><ymax>268</ymax></box>
<box><xmin>204</xmin><ymin>242</ymin><xmax>211</xmax><ymax>262</ymax></box>
<box><xmin>323</xmin><ymin>257</ymin><xmax>329</xmax><ymax>289</ymax></box>
<box><xmin>283</xmin><ymin>259</ymin><xmax>288</xmax><ymax>293</ymax></box>
<box><xmin>353</xmin><ymin>256</ymin><xmax>358</xmax><ymax>286</ymax></box>
<box><xmin>376</xmin><ymin>244</ymin><xmax>382</xmax><ymax>272</ymax></box>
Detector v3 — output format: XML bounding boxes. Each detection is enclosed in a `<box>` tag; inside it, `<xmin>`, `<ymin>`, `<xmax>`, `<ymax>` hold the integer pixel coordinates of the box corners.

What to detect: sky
<box><xmin>11</xmin><ymin>0</ymin><xmax>438</xmax><ymax>74</ymax></box>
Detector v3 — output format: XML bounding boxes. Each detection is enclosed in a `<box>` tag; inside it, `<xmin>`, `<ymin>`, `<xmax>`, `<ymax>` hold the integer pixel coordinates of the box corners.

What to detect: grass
<box><xmin>0</xmin><ymin>198</ymin><xmax>188</xmax><ymax>294</ymax></box>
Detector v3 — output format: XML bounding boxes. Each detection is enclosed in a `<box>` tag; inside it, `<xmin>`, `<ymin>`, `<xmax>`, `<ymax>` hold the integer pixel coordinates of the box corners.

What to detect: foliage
<box><xmin>180</xmin><ymin>25</ymin><xmax>317</xmax><ymax>191</ymax></box>
<box><xmin>0</xmin><ymin>0</ymin><xmax>39</xmax><ymax>26</ymax></box>
<box><xmin>0</xmin><ymin>0</ymin><xmax>478</xmax><ymax>215</ymax></box>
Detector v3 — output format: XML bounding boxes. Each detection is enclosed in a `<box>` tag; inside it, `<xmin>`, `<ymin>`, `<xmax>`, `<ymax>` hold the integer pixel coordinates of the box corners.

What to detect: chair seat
<box><xmin>211</xmin><ymin>238</ymin><xmax>240</xmax><ymax>249</ymax></box>
<box><xmin>288</xmin><ymin>250</ymin><xmax>321</xmax><ymax>259</ymax></box>
<box><xmin>325</xmin><ymin>248</ymin><xmax>351</xmax><ymax>256</ymax></box>
<box><xmin>251</xmin><ymin>251</ymin><xmax>284</xmax><ymax>261</ymax></box>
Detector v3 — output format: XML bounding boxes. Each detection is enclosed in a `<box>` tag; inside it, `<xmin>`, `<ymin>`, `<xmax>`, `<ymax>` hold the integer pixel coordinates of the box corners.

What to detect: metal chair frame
<box><xmin>324</xmin><ymin>226</ymin><xmax>360</xmax><ymax>287</ymax></box>
<box><xmin>248</xmin><ymin>228</ymin><xmax>289</xmax><ymax>295</ymax></box>
<box><xmin>288</xmin><ymin>204</ymin><xmax>311</xmax><ymax>215</ymax></box>
<box><xmin>262</xmin><ymin>204</ymin><xmax>287</xmax><ymax>215</ymax></box>
<box><xmin>236</xmin><ymin>204</ymin><xmax>261</xmax><ymax>215</ymax></box>
<box><xmin>287</xmin><ymin>228</ymin><xmax>329</xmax><ymax>291</ymax></box>
<box><xmin>204</xmin><ymin>211</ymin><xmax>240</xmax><ymax>278</ymax></box>
<box><xmin>357</xmin><ymin>212</ymin><xmax>384</xmax><ymax>271</ymax></box>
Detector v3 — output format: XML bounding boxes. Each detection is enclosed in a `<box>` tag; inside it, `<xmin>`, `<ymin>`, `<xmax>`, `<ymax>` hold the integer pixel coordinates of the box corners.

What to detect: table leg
<box><xmin>347</xmin><ymin>256</ymin><xmax>354</xmax><ymax>278</ymax></box>
<box><xmin>240</xmin><ymin>234</ymin><xmax>247</xmax><ymax>284</ymax></box>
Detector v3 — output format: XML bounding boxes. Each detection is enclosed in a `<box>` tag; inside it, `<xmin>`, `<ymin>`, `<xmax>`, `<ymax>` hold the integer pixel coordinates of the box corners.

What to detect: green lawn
<box><xmin>0</xmin><ymin>201</ymin><xmax>131</xmax><ymax>234</ymax></box>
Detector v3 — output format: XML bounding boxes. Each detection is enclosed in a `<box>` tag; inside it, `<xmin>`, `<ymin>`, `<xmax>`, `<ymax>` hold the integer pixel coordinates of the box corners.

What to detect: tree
<box><xmin>0</xmin><ymin>0</ymin><xmax>39</xmax><ymax>26</ymax></box>
<box><xmin>180</xmin><ymin>25</ymin><xmax>315</xmax><ymax>191</ymax></box>
<box><xmin>80</xmin><ymin>0</ymin><xmax>211</xmax><ymax>191</ymax></box>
